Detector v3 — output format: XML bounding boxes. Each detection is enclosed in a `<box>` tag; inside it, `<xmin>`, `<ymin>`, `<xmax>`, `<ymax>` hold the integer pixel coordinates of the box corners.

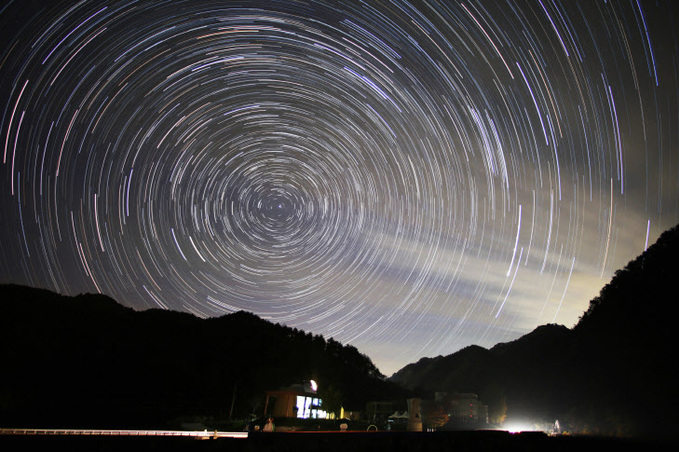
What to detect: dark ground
<box><xmin>1</xmin><ymin>431</ymin><xmax>677</xmax><ymax>452</ymax></box>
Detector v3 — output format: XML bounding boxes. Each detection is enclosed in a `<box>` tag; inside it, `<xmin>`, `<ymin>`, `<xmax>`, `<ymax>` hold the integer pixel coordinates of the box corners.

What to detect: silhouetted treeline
<box><xmin>0</xmin><ymin>285</ymin><xmax>405</xmax><ymax>429</ymax></box>
<box><xmin>390</xmin><ymin>224</ymin><xmax>679</xmax><ymax>441</ymax></box>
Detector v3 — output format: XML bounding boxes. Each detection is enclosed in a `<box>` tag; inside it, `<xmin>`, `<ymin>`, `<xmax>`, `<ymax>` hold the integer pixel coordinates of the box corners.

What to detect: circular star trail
<box><xmin>1</xmin><ymin>0</ymin><xmax>678</xmax><ymax>375</ymax></box>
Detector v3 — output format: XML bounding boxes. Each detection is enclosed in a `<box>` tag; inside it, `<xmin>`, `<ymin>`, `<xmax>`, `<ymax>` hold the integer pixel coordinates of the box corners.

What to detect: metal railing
<box><xmin>0</xmin><ymin>428</ymin><xmax>248</xmax><ymax>439</ymax></box>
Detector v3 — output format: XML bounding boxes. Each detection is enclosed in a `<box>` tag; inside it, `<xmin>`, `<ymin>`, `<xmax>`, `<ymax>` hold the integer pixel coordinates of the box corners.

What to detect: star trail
<box><xmin>1</xmin><ymin>0</ymin><xmax>678</xmax><ymax>375</ymax></box>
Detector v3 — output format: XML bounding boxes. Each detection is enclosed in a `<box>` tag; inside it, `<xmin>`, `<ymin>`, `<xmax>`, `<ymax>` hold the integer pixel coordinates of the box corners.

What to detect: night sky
<box><xmin>1</xmin><ymin>0</ymin><xmax>678</xmax><ymax>376</ymax></box>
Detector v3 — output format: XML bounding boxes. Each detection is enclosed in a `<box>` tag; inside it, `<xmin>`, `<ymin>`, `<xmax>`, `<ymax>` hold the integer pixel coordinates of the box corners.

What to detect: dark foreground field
<box><xmin>1</xmin><ymin>431</ymin><xmax>677</xmax><ymax>452</ymax></box>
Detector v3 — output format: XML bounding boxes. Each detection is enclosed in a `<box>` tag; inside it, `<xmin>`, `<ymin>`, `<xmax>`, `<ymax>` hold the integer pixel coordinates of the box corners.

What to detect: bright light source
<box><xmin>310</xmin><ymin>379</ymin><xmax>318</xmax><ymax>392</ymax></box>
<box><xmin>505</xmin><ymin>422</ymin><xmax>532</xmax><ymax>434</ymax></box>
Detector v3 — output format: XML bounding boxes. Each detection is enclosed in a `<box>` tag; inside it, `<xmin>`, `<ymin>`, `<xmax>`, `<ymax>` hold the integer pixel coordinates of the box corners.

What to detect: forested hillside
<box><xmin>390</xmin><ymin>224</ymin><xmax>679</xmax><ymax>440</ymax></box>
<box><xmin>0</xmin><ymin>284</ymin><xmax>404</xmax><ymax>428</ymax></box>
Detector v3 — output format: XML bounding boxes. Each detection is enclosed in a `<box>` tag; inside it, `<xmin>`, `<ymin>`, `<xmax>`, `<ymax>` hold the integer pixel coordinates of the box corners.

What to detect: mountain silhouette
<box><xmin>3</xmin><ymin>224</ymin><xmax>678</xmax><ymax>439</ymax></box>
<box><xmin>390</xmin><ymin>224</ymin><xmax>679</xmax><ymax>440</ymax></box>
<box><xmin>0</xmin><ymin>284</ymin><xmax>403</xmax><ymax>429</ymax></box>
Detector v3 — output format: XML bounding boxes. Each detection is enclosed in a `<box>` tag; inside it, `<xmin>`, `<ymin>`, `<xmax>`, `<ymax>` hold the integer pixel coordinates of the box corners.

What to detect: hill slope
<box><xmin>0</xmin><ymin>284</ymin><xmax>403</xmax><ymax>428</ymax></box>
<box><xmin>390</xmin><ymin>224</ymin><xmax>679</xmax><ymax>439</ymax></box>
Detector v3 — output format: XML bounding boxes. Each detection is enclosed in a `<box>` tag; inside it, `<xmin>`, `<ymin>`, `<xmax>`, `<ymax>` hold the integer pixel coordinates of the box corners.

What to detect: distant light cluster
<box><xmin>1</xmin><ymin>0</ymin><xmax>677</xmax><ymax>374</ymax></box>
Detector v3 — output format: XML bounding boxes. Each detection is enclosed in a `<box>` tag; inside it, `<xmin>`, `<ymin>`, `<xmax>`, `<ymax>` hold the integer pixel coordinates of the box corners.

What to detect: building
<box><xmin>445</xmin><ymin>393</ymin><xmax>489</xmax><ymax>425</ymax></box>
<box><xmin>264</xmin><ymin>381</ymin><xmax>327</xmax><ymax>419</ymax></box>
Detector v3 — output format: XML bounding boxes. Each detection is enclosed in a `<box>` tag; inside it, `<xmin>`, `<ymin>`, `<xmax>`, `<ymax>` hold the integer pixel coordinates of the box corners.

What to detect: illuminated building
<box><xmin>264</xmin><ymin>381</ymin><xmax>327</xmax><ymax>419</ymax></box>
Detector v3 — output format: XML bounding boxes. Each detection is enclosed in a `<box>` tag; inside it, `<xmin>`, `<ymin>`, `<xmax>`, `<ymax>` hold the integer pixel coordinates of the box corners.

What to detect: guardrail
<box><xmin>0</xmin><ymin>428</ymin><xmax>248</xmax><ymax>439</ymax></box>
